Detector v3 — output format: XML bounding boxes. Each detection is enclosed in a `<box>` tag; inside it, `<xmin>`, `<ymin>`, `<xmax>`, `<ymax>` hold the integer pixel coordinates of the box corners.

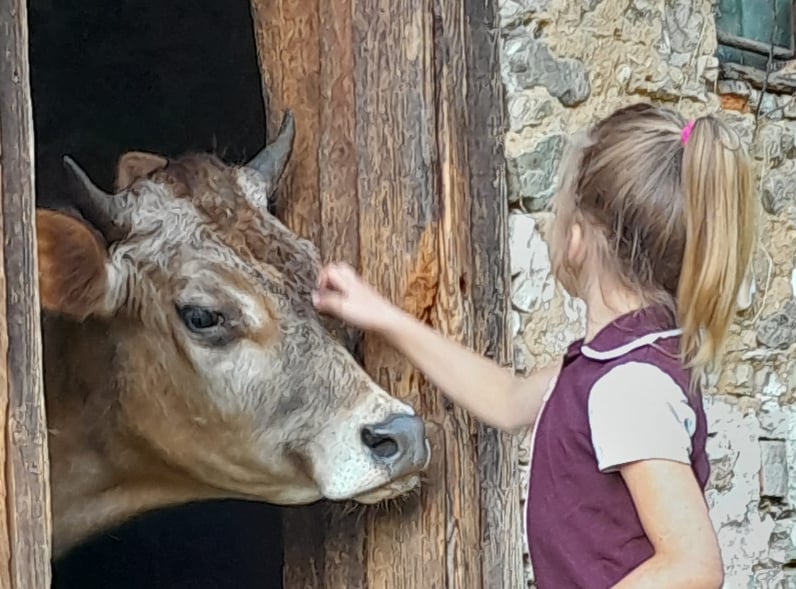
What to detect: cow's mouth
<box><xmin>352</xmin><ymin>473</ymin><xmax>421</xmax><ymax>505</ymax></box>
<box><xmin>351</xmin><ymin>434</ymin><xmax>430</xmax><ymax>505</ymax></box>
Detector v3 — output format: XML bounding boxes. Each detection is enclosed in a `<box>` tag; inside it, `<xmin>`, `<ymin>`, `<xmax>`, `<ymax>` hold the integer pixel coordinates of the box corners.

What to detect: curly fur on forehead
<box><xmin>136</xmin><ymin>153</ymin><xmax>322</xmax><ymax>315</ymax></box>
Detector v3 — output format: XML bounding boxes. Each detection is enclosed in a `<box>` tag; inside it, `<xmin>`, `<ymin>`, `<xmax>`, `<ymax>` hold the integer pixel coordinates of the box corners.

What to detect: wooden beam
<box><xmin>717</xmin><ymin>30</ymin><xmax>794</xmax><ymax>60</ymax></box>
<box><xmin>251</xmin><ymin>0</ymin><xmax>368</xmax><ymax>585</ymax></box>
<box><xmin>719</xmin><ymin>62</ymin><xmax>796</xmax><ymax>94</ymax></box>
<box><xmin>0</xmin><ymin>0</ymin><xmax>53</xmax><ymax>587</ymax></box>
<box><xmin>464</xmin><ymin>0</ymin><xmax>524</xmax><ymax>584</ymax></box>
<box><xmin>251</xmin><ymin>0</ymin><xmax>516</xmax><ymax>585</ymax></box>
<box><xmin>352</xmin><ymin>0</ymin><xmax>454</xmax><ymax>584</ymax></box>
<box><xmin>251</xmin><ymin>0</ymin><xmax>322</xmax><ymax>245</ymax></box>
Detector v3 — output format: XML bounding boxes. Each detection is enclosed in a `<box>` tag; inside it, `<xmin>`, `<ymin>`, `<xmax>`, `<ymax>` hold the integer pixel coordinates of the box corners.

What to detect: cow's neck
<box><xmin>42</xmin><ymin>314</ymin><xmax>218</xmax><ymax>558</ymax></box>
<box><xmin>49</xmin><ymin>455</ymin><xmax>219</xmax><ymax>559</ymax></box>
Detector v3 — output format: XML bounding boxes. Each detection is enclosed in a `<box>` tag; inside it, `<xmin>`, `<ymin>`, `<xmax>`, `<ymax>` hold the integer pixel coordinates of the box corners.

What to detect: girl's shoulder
<box><xmin>586</xmin><ymin>358</ymin><xmax>699</xmax><ymax>474</ymax></box>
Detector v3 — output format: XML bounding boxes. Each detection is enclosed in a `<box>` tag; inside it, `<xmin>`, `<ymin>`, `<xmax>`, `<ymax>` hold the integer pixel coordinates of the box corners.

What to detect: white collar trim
<box><xmin>580</xmin><ymin>328</ymin><xmax>683</xmax><ymax>361</ymax></box>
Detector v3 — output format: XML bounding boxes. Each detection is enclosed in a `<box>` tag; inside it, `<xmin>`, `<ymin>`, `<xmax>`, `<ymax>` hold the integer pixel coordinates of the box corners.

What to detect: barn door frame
<box><xmin>0</xmin><ymin>0</ymin><xmax>53</xmax><ymax>587</ymax></box>
<box><xmin>250</xmin><ymin>0</ymin><xmax>521</xmax><ymax>586</ymax></box>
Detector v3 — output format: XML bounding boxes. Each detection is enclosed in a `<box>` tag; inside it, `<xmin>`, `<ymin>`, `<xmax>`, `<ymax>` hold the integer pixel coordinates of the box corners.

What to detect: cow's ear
<box><xmin>36</xmin><ymin>209</ymin><xmax>111</xmax><ymax>319</ymax></box>
<box><xmin>115</xmin><ymin>151</ymin><xmax>168</xmax><ymax>191</ymax></box>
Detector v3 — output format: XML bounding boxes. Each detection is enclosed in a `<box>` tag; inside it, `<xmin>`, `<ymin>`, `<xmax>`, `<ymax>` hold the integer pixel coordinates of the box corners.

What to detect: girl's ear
<box><xmin>36</xmin><ymin>209</ymin><xmax>112</xmax><ymax>320</ymax></box>
<box><xmin>567</xmin><ymin>221</ymin><xmax>587</xmax><ymax>268</ymax></box>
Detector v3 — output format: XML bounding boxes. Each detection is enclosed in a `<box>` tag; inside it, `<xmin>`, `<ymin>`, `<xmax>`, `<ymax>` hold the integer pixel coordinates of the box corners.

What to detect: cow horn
<box><xmin>63</xmin><ymin>156</ymin><xmax>130</xmax><ymax>242</ymax></box>
<box><xmin>246</xmin><ymin>110</ymin><xmax>295</xmax><ymax>184</ymax></box>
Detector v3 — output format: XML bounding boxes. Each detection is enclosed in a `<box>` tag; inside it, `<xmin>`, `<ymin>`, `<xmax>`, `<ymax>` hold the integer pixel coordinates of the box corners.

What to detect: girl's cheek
<box><xmin>549</xmin><ymin>244</ymin><xmax>575</xmax><ymax>297</ymax></box>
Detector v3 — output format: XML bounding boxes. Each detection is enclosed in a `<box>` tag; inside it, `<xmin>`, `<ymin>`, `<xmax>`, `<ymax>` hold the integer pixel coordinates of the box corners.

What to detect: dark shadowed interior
<box><xmin>30</xmin><ymin>0</ymin><xmax>266</xmax><ymax>199</ymax></box>
<box><xmin>28</xmin><ymin>1</ymin><xmax>284</xmax><ymax>587</ymax></box>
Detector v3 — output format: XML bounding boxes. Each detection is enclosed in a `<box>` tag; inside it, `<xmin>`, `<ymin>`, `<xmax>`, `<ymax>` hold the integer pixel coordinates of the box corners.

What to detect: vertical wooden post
<box><xmin>250</xmin><ymin>0</ymin><xmax>519</xmax><ymax>585</ymax></box>
<box><xmin>0</xmin><ymin>0</ymin><xmax>53</xmax><ymax>586</ymax></box>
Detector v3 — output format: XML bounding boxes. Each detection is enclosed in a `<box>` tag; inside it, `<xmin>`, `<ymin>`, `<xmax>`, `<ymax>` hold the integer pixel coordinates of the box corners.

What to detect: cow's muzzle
<box><xmin>361</xmin><ymin>414</ymin><xmax>429</xmax><ymax>478</ymax></box>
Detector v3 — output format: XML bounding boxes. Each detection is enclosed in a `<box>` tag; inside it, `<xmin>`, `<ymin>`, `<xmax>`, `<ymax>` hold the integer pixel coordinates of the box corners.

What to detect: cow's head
<box><xmin>37</xmin><ymin>112</ymin><xmax>430</xmax><ymax>508</ymax></box>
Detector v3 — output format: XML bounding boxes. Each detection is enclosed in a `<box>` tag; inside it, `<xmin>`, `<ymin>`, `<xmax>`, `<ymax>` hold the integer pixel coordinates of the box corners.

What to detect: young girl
<box><xmin>312</xmin><ymin>103</ymin><xmax>756</xmax><ymax>588</ymax></box>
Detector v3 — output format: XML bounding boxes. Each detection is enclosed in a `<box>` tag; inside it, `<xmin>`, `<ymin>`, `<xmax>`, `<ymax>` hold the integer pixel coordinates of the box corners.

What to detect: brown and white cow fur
<box><xmin>38</xmin><ymin>112</ymin><xmax>430</xmax><ymax>558</ymax></box>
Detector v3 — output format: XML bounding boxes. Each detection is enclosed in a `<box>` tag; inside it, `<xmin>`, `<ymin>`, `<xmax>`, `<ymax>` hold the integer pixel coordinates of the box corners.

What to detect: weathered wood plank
<box><xmin>254</xmin><ymin>0</ymin><xmax>517</xmax><ymax>585</ymax></box>
<box><xmin>0</xmin><ymin>0</ymin><xmax>53</xmax><ymax>586</ymax></box>
<box><xmin>0</xmin><ymin>154</ymin><xmax>12</xmax><ymax>589</ymax></box>
<box><xmin>318</xmin><ymin>0</ymin><xmax>359</xmax><ymax>267</ymax></box>
<box><xmin>428</xmin><ymin>0</ymin><xmax>482</xmax><ymax>586</ymax></box>
<box><xmin>280</xmin><ymin>504</ymin><xmax>325</xmax><ymax>588</ymax></box>
<box><xmin>250</xmin><ymin>0</ymin><xmax>322</xmax><ymax>244</ymax></box>
<box><xmin>252</xmin><ymin>1</ymin><xmax>369</xmax><ymax>585</ymax></box>
<box><xmin>719</xmin><ymin>61</ymin><xmax>796</xmax><ymax>94</ymax></box>
<box><xmin>716</xmin><ymin>30</ymin><xmax>794</xmax><ymax>60</ymax></box>
<box><xmin>463</xmin><ymin>1</ymin><xmax>523</xmax><ymax>586</ymax></box>
<box><xmin>348</xmin><ymin>1</ymin><xmax>440</xmax><ymax>586</ymax></box>
<box><xmin>321</xmin><ymin>506</ymin><xmax>365</xmax><ymax>589</ymax></box>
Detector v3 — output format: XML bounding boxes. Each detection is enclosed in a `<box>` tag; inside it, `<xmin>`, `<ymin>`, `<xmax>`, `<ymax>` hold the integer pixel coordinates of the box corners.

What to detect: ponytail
<box><xmin>677</xmin><ymin>116</ymin><xmax>757</xmax><ymax>375</ymax></box>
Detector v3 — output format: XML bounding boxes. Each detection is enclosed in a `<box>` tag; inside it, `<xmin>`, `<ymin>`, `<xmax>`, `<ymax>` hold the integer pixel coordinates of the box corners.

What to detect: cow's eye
<box><xmin>178</xmin><ymin>305</ymin><xmax>224</xmax><ymax>333</ymax></box>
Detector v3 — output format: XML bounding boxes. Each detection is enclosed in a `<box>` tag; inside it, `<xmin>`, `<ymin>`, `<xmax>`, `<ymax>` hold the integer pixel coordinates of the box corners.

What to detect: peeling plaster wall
<box><xmin>499</xmin><ymin>0</ymin><xmax>796</xmax><ymax>586</ymax></box>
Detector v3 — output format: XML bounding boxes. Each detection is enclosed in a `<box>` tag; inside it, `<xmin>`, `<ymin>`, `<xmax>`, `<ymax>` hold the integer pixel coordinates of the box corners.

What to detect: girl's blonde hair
<box><xmin>550</xmin><ymin>103</ymin><xmax>757</xmax><ymax>377</ymax></box>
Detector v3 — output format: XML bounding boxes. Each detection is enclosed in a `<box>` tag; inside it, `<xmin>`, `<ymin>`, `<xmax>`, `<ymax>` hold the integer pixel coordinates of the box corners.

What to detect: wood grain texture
<box><xmin>463</xmin><ymin>1</ymin><xmax>523</xmax><ymax>586</ymax></box>
<box><xmin>253</xmin><ymin>0</ymin><xmax>517</xmax><ymax>585</ymax></box>
<box><xmin>0</xmin><ymin>0</ymin><xmax>53</xmax><ymax>586</ymax></box>
<box><xmin>280</xmin><ymin>503</ymin><xmax>327</xmax><ymax>588</ymax></box>
<box><xmin>318</xmin><ymin>0</ymin><xmax>359</xmax><ymax>267</ymax></box>
<box><xmin>0</xmin><ymin>155</ymin><xmax>11</xmax><ymax>589</ymax></box>
<box><xmin>719</xmin><ymin>61</ymin><xmax>796</xmax><ymax>93</ymax></box>
<box><xmin>351</xmin><ymin>1</ymin><xmax>441</xmax><ymax>585</ymax></box>
<box><xmin>252</xmin><ymin>0</ymin><xmax>368</xmax><ymax>584</ymax></box>
<box><xmin>251</xmin><ymin>0</ymin><xmax>322</xmax><ymax>244</ymax></box>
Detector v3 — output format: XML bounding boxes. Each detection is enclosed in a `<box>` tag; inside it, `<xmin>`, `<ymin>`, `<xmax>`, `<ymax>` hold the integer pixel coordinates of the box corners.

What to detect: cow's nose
<box><xmin>361</xmin><ymin>414</ymin><xmax>428</xmax><ymax>477</ymax></box>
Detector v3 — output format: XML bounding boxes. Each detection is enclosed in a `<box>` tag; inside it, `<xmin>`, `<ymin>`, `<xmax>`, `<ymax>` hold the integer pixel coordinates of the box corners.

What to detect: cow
<box><xmin>38</xmin><ymin>111</ymin><xmax>431</xmax><ymax>559</ymax></box>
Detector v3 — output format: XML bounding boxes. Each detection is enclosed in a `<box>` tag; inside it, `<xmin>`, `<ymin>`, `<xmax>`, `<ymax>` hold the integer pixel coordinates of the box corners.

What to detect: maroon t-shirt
<box><xmin>525</xmin><ymin>306</ymin><xmax>710</xmax><ymax>588</ymax></box>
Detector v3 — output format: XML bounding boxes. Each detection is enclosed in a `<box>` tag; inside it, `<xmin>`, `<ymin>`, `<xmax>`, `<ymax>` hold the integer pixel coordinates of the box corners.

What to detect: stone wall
<box><xmin>498</xmin><ymin>0</ymin><xmax>796</xmax><ymax>586</ymax></box>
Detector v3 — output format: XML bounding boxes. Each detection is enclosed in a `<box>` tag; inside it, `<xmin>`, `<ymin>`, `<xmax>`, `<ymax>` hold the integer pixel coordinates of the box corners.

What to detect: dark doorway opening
<box><xmin>52</xmin><ymin>501</ymin><xmax>283</xmax><ymax>589</ymax></box>
<box><xmin>28</xmin><ymin>1</ymin><xmax>284</xmax><ymax>587</ymax></box>
<box><xmin>29</xmin><ymin>0</ymin><xmax>266</xmax><ymax>199</ymax></box>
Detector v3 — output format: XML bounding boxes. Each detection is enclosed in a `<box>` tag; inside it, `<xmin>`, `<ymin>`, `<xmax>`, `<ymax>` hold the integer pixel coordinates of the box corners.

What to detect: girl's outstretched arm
<box><xmin>611</xmin><ymin>460</ymin><xmax>724</xmax><ymax>589</ymax></box>
<box><xmin>312</xmin><ymin>262</ymin><xmax>559</xmax><ymax>432</ymax></box>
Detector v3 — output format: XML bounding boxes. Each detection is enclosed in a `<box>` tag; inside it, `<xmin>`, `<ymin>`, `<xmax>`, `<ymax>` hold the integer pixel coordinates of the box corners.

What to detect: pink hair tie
<box><xmin>681</xmin><ymin>119</ymin><xmax>696</xmax><ymax>145</ymax></box>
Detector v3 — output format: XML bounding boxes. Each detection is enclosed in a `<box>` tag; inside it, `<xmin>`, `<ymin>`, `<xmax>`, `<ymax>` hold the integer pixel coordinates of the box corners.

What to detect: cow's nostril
<box><xmin>361</xmin><ymin>426</ymin><xmax>399</xmax><ymax>458</ymax></box>
<box><xmin>360</xmin><ymin>414</ymin><xmax>428</xmax><ymax>478</ymax></box>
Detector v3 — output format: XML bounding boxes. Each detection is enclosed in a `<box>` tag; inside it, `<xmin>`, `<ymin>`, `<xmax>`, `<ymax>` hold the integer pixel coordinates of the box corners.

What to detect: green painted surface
<box><xmin>716</xmin><ymin>0</ymin><xmax>794</xmax><ymax>66</ymax></box>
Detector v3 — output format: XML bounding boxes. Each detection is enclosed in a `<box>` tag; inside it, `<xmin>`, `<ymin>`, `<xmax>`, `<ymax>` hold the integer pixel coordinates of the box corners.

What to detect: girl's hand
<box><xmin>312</xmin><ymin>263</ymin><xmax>555</xmax><ymax>432</ymax></box>
<box><xmin>312</xmin><ymin>262</ymin><xmax>402</xmax><ymax>333</ymax></box>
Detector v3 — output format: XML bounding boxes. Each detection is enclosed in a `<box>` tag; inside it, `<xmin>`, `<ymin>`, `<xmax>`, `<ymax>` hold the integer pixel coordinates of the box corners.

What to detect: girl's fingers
<box><xmin>335</xmin><ymin>262</ymin><xmax>357</xmax><ymax>282</ymax></box>
<box><xmin>317</xmin><ymin>267</ymin><xmax>329</xmax><ymax>289</ymax></box>
<box><xmin>317</xmin><ymin>266</ymin><xmax>342</xmax><ymax>291</ymax></box>
<box><xmin>311</xmin><ymin>288</ymin><xmax>344</xmax><ymax>314</ymax></box>
<box><xmin>322</xmin><ymin>271</ymin><xmax>344</xmax><ymax>295</ymax></box>
<box><xmin>325</xmin><ymin>263</ymin><xmax>356</xmax><ymax>292</ymax></box>
<box><xmin>317</xmin><ymin>262</ymin><xmax>364</xmax><ymax>299</ymax></box>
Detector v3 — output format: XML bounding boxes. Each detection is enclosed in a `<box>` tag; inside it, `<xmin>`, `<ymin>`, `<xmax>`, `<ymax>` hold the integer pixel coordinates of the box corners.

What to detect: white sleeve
<box><xmin>587</xmin><ymin>361</ymin><xmax>696</xmax><ymax>473</ymax></box>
